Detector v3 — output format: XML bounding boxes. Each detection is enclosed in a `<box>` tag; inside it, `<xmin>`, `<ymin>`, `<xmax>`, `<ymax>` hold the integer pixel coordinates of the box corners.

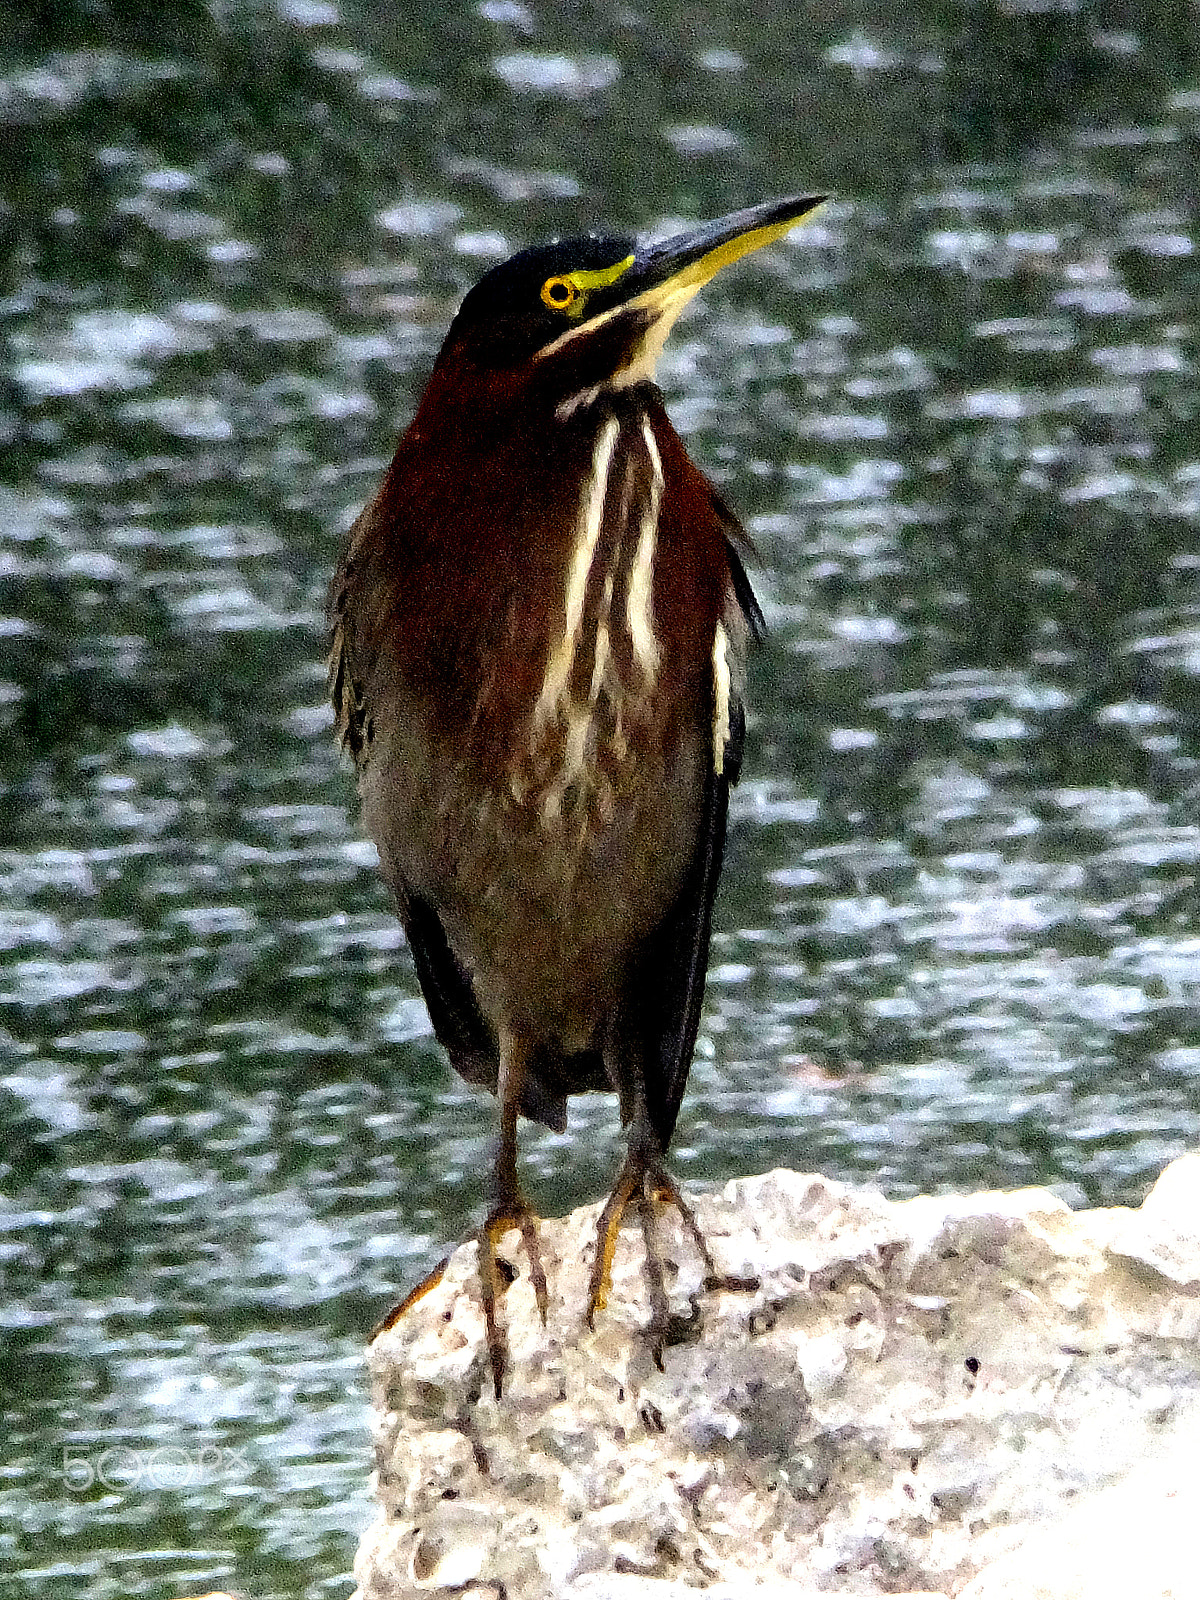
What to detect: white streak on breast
<box><xmin>533</xmin><ymin>413</ymin><xmax>619</xmax><ymax>729</ymax></box>
<box><xmin>712</xmin><ymin>620</ymin><xmax>730</xmax><ymax>776</ymax></box>
<box><xmin>589</xmin><ymin>570</ymin><xmax>614</xmax><ymax>702</ymax></box>
<box><xmin>626</xmin><ymin>418</ymin><xmax>662</xmax><ymax>681</ymax></box>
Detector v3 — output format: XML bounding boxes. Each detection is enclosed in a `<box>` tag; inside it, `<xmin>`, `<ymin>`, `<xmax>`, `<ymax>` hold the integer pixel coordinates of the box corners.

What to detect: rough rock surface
<box><xmin>352</xmin><ymin>1154</ymin><xmax>1200</xmax><ymax>1599</ymax></box>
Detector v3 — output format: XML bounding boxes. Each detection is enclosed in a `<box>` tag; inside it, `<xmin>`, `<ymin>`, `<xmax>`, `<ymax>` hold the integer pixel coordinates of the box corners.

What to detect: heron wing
<box><xmin>632</xmin><ymin>542</ymin><xmax>755</xmax><ymax>1153</ymax></box>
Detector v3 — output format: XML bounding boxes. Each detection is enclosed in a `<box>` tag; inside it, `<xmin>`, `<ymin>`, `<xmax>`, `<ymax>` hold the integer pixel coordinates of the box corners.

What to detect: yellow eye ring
<box><xmin>541</xmin><ymin>275</ymin><xmax>578</xmax><ymax>313</ymax></box>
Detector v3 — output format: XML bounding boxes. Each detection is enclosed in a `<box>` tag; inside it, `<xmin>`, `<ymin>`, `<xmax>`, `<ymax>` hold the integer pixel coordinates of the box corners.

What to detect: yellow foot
<box><xmin>478</xmin><ymin>1201</ymin><xmax>549</xmax><ymax>1398</ymax></box>
<box><xmin>586</xmin><ymin>1153</ymin><xmax>757</xmax><ymax>1367</ymax></box>
<box><xmin>369</xmin><ymin>1255</ymin><xmax>450</xmax><ymax>1342</ymax></box>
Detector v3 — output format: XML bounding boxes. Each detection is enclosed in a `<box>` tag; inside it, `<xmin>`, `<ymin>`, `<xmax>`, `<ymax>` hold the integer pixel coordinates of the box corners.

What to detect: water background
<box><xmin>2</xmin><ymin>1</ymin><xmax>1199</xmax><ymax>1595</ymax></box>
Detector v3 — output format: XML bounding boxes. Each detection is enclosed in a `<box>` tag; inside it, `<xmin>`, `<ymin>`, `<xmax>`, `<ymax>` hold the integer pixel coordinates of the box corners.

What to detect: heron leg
<box><xmin>478</xmin><ymin>1028</ymin><xmax>548</xmax><ymax>1398</ymax></box>
<box><xmin>587</xmin><ymin>1105</ymin><xmax>757</xmax><ymax>1366</ymax></box>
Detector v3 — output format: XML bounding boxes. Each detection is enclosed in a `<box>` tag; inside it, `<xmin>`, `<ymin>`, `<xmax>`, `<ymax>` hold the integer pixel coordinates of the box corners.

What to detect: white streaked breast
<box><xmin>625</xmin><ymin>418</ymin><xmax>663</xmax><ymax>681</ymax></box>
<box><xmin>533</xmin><ymin>412</ymin><xmax>619</xmax><ymax>729</ymax></box>
<box><xmin>525</xmin><ymin>403</ymin><xmax>670</xmax><ymax>826</ymax></box>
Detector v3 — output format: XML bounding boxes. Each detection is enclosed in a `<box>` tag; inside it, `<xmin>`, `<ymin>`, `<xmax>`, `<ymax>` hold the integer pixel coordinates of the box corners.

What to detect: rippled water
<box><xmin>2</xmin><ymin>2</ymin><xmax>1199</xmax><ymax>1596</ymax></box>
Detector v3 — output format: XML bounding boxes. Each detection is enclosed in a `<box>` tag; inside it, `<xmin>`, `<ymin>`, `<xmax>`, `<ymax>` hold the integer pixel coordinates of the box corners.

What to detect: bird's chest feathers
<box><xmin>384</xmin><ymin>394</ymin><xmax>711</xmax><ymax>859</ymax></box>
<box><xmin>499</xmin><ymin>405</ymin><xmax>670</xmax><ymax>832</ymax></box>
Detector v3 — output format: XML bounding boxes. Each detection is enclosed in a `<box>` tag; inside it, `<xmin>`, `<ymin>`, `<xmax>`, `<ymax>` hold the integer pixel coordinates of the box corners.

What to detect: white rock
<box><xmin>958</xmin><ymin>1417</ymin><xmax>1200</xmax><ymax>1599</ymax></box>
<box><xmin>350</xmin><ymin>1155</ymin><xmax>1200</xmax><ymax>1600</ymax></box>
<box><xmin>1107</xmin><ymin>1150</ymin><xmax>1200</xmax><ymax>1286</ymax></box>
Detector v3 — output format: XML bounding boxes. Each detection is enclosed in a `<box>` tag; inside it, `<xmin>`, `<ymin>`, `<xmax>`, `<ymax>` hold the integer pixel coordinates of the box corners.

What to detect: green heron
<box><xmin>329</xmin><ymin>193</ymin><xmax>826</xmax><ymax>1394</ymax></box>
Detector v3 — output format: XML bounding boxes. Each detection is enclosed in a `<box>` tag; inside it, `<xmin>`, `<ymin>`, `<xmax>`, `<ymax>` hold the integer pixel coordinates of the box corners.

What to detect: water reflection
<box><xmin>2</xmin><ymin>1</ymin><xmax>1199</xmax><ymax>1596</ymax></box>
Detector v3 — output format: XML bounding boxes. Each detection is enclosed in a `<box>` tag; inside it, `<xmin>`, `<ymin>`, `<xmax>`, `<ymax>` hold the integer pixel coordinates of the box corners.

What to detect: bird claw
<box><xmin>369</xmin><ymin>1255</ymin><xmax>450</xmax><ymax>1342</ymax></box>
<box><xmin>586</xmin><ymin>1153</ymin><xmax>753</xmax><ymax>1362</ymax></box>
<box><xmin>477</xmin><ymin>1201</ymin><xmax>549</xmax><ymax>1398</ymax></box>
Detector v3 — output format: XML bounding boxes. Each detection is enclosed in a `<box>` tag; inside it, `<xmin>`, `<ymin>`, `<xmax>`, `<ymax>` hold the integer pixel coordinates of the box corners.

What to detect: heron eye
<box><xmin>541</xmin><ymin>275</ymin><xmax>578</xmax><ymax>313</ymax></box>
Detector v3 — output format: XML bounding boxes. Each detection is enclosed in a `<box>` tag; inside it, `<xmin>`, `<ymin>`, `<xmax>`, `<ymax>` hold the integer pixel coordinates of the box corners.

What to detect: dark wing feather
<box><xmin>632</xmin><ymin>717</ymin><xmax>736</xmax><ymax>1153</ymax></box>
<box><xmin>629</xmin><ymin>485</ymin><xmax>760</xmax><ymax>1151</ymax></box>
<box><xmin>711</xmin><ymin>486</ymin><xmax>766</xmax><ymax>642</ymax></box>
<box><xmin>726</xmin><ymin>541</ymin><xmax>765</xmax><ymax>645</ymax></box>
<box><xmin>402</xmin><ymin>890</ymin><xmax>496</xmax><ymax>1083</ymax></box>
